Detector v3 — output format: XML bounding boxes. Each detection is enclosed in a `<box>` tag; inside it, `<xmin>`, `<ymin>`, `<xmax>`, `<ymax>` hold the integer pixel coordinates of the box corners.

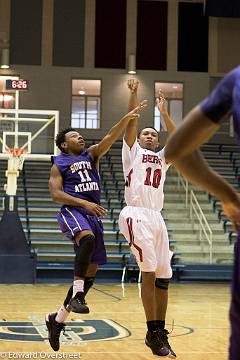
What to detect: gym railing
<box><xmin>177</xmin><ymin>171</ymin><xmax>213</xmax><ymax>264</ymax></box>
<box><xmin>21</xmin><ymin>162</ymin><xmax>31</xmax><ymax>247</ymax></box>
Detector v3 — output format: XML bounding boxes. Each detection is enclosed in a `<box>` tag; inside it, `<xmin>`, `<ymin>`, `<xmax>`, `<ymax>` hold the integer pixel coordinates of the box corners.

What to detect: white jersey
<box><xmin>122</xmin><ymin>138</ymin><xmax>170</xmax><ymax>211</ymax></box>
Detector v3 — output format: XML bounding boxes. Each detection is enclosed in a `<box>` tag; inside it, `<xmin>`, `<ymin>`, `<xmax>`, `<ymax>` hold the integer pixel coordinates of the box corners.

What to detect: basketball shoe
<box><xmin>45</xmin><ymin>312</ymin><xmax>65</xmax><ymax>351</ymax></box>
<box><xmin>145</xmin><ymin>329</ymin><xmax>170</xmax><ymax>357</ymax></box>
<box><xmin>145</xmin><ymin>328</ymin><xmax>176</xmax><ymax>358</ymax></box>
<box><xmin>161</xmin><ymin>329</ymin><xmax>176</xmax><ymax>358</ymax></box>
<box><xmin>66</xmin><ymin>291</ymin><xmax>89</xmax><ymax>313</ymax></box>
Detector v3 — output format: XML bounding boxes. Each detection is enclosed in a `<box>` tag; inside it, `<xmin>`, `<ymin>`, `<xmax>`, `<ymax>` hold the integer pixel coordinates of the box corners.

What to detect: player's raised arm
<box><xmin>156</xmin><ymin>91</ymin><xmax>175</xmax><ymax>135</ymax></box>
<box><xmin>88</xmin><ymin>100</ymin><xmax>147</xmax><ymax>160</ymax></box>
<box><xmin>124</xmin><ymin>79</ymin><xmax>140</xmax><ymax>148</ymax></box>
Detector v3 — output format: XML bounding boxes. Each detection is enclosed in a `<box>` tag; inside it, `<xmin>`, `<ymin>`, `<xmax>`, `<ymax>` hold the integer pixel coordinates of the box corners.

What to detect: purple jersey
<box><xmin>200</xmin><ymin>66</ymin><xmax>240</xmax><ymax>143</ymax></box>
<box><xmin>52</xmin><ymin>151</ymin><xmax>101</xmax><ymax>205</ymax></box>
<box><xmin>52</xmin><ymin>151</ymin><xmax>106</xmax><ymax>265</ymax></box>
<box><xmin>200</xmin><ymin>66</ymin><xmax>240</xmax><ymax>360</ymax></box>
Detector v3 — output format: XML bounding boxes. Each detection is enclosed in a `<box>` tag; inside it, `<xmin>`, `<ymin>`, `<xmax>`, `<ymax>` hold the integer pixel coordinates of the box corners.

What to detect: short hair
<box><xmin>138</xmin><ymin>126</ymin><xmax>159</xmax><ymax>139</ymax></box>
<box><xmin>55</xmin><ymin>127</ymin><xmax>78</xmax><ymax>153</ymax></box>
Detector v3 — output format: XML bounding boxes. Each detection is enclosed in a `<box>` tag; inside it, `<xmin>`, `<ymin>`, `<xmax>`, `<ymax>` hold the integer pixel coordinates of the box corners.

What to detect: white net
<box><xmin>16</xmin><ymin>154</ymin><xmax>26</xmax><ymax>171</ymax></box>
<box><xmin>8</xmin><ymin>148</ymin><xmax>26</xmax><ymax>171</ymax></box>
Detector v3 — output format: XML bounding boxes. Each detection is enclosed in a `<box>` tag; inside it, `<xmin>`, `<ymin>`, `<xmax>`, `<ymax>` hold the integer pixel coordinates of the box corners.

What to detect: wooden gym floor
<box><xmin>0</xmin><ymin>283</ymin><xmax>230</xmax><ymax>360</ymax></box>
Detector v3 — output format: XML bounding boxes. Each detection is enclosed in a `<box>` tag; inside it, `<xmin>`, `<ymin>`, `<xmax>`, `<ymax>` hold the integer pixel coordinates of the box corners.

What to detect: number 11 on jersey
<box><xmin>78</xmin><ymin>169</ymin><xmax>92</xmax><ymax>182</ymax></box>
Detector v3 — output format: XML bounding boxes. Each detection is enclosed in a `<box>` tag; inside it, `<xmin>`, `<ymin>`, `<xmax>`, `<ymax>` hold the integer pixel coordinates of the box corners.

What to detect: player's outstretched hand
<box><xmin>221</xmin><ymin>195</ymin><xmax>240</xmax><ymax>232</ymax></box>
<box><xmin>124</xmin><ymin>100</ymin><xmax>148</xmax><ymax>120</ymax></box>
<box><xmin>83</xmin><ymin>201</ymin><xmax>107</xmax><ymax>217</ymax></box>
<box><xmin>127</xmin><ymin>79</ymin><xmax>139</xmax><ymax>94</ymax></box>
<box><xmin>156</xmin><ymin>91</ymin><xmax>168</xmax><ymax>115</ymax></box>
<box><xmin>122</xmin><ymin>100</ymin><xmax>147</xmax><ymax>121</ymax></box>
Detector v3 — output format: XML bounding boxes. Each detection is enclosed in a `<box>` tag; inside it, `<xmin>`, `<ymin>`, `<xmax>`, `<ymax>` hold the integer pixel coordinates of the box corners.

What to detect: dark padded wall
<box><xmin>136</xmin><ymin>0</ymin><xmax>168</xmax><ymax>70</ymax></box>
<box><xmin>178</xmin><ymin>2</ymin><xmax>208</xmax><ymax>72</ymax></box>
<box><xmin>53</xmin><ymin>0</ymin><xmax>85</xmax><ymax>67</ymax></box>
<box><xmin>10</xmin><ymin>0</ymin><xmax>43</xmax><ymax>65</ymax></box>
<box><xmin>95</xmin><ymin>0</ymin><xmax>126</xmax><ymax>68</ymax></box>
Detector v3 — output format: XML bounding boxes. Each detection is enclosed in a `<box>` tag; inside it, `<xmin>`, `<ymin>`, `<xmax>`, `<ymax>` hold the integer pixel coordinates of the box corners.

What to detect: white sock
<box><xmin>72</xmin><ymin>279</ymin><xmax>84</xmax><ymax>298</ymax></box>
<box><xmin>55</xmin><ymin>305</ymin><xmax>70</xmax><ymax>323</ymax></box>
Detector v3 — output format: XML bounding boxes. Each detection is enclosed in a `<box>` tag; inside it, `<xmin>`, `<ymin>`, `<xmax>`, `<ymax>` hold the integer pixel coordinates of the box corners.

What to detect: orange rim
<box><xmin>7</xmin><ymin>148</ymin><xmax>26</xmax><ymax>156</ymax></box>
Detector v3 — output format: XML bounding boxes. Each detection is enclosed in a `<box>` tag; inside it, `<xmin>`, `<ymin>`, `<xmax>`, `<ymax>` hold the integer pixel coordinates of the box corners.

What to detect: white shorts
<box><xmin>119</xmin><ymin>206</ymin><xmax>173</xmax><ymax>278</ymax></box>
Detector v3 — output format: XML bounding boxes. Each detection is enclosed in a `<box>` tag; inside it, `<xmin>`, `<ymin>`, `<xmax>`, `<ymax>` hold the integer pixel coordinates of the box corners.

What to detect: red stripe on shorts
<box><xmin>126</xmin><ymin>217</ymin><xmax>143</xmax><ymax>262</ymax></box>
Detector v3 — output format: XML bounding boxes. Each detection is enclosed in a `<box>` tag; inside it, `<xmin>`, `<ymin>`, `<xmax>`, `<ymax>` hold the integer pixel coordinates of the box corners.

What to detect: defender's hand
<box><xmin>123</xmin><ymin>100</ymin><xmax>148</xmax><ymax>120</ymax></box>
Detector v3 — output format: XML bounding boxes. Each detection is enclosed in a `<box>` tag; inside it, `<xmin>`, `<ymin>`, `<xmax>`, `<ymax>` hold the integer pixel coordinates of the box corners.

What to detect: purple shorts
<box><xmin>57</xmin><ymin>206</ymin><xmax>107</xmax><ymax>265</ymax></box>
<box><xmin>229</xmin><ymin>236</ymin><xmax>240</xmax><ymax>360</ymax></box>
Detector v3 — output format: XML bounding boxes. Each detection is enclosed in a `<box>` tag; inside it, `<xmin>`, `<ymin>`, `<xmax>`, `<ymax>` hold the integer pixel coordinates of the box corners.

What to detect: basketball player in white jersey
<box><xmin>119</xmin><ymin>80</ymin><xmax>176</xmax><ymax>358</ymax></box>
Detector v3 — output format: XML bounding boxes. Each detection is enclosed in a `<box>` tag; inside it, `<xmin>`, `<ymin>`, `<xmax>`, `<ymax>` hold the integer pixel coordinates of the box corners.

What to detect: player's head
<box><xmin>55</xmin><ymin>127</ymin><xmax>85</xmax><ymax>154</ymax></box>
<box><xmin>138</xmin><ymin>126</ymin><xmax>160</xmax><ymax>151</ymax></box>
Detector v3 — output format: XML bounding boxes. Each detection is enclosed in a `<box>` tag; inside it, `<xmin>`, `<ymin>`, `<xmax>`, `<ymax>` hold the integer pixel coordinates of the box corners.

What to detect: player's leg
<box><xmin>154</xmin><ymin>278</ymin><xmax>169</xmax><ymax>329</ymax></box>
<box><xmin>119</xmin><ymin>207</ymin><xmax>170</xmax><ymax>357</ymax></box>
<box><xmin>45</xmin><ymin>312</ymin><xmax>65</xmax><ymax>352</ymax></box>
<box><xmin>154</xmin><ymin>213</ymin><xmax>176</xmax><ymax>358</ymax></box>
<box><xmin>67</xmin><ymin>229</ymin><xmax>95</xmax><ymax>313</ymax></box>
<box><xmin>45</xmin><ymin>262</ymin><xmax>98</xmax><ymax>352</ymax></box>
<box><xmin>119</xmin><ymin>208</ymin><xmax>156</xmax><ymax>320</ymax></box>
<box><xmin>67</xmin><ymin>213</ymin><xmax>106</xmax><ymax>313</ymax></box>
<box><xmin>141</xmin><ymin>271</ymin><xmax>171</xmax><ymax>357</ymax></box>
<box><xmin>141</xmin><ymin>267</ymin><xmax>171</xmax><ymax>356</ymax></box>
<box><xmin>64</xmin><ymin>264</ymin><xmax>97</xmax><ymax>304</ymax></box>
<box><xmin>154</xmin><ymin>279</ymin><xmax>176</xmax><ymax>358</ymax></box>
<box><xmin>141</xmin><ymin>272</ymin><xmax>172</xmax><ymax>357</ymax></box>
<box><xmin>141</xmin><ymin>271</ymin><xmax>156</xmax><ymax>321</ymax></box>
<box><xmin>63</xmin><ymin>215</ymin><xmax>105</xmax><ymax>312</ymax></box>
<box><xmin>229</xmin><ymin>238</ymin><xmax>240</xmax><ymax>360</ymax></box>
<box><xmin>45</xmin><ymin>208</ymin><xmax>95</xmax><ymax>351</ymax></box>
<box><xmin>83</xmin><ymin>263</ymin><xmax>98</xmax><ymax>296</ymax></box>
<box><xmin>45</xmin><ymin>241</ymin><xmax>96</xmax><ymax>352</ymax></box>
<box><xmin>63</xmin><ymin>263</ymin><xmax>98</xmax><ymax>308</ymax></box>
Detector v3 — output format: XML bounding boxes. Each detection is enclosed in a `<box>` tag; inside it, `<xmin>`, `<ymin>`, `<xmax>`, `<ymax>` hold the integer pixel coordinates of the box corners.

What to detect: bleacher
<box><xmin>0</xmin><ymin>140</ymin><xmax>238</xmax><ymax>281</ymax></box>
<box><xmin>0</xmin><ymin>143</ymin><xmax>131</xmax><ymax>279</ymax></box>
<box><xmin>201</xmin><ymin>143</ymin><xmax>240</xmax><ymax>244</ymax></box>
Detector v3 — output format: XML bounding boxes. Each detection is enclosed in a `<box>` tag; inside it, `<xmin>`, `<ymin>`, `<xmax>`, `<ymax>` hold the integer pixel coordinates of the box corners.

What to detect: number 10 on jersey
<box><xmin>144</xmin><ymin>167</ymin><xmax>161</xmax><ymax>188</ymax></box>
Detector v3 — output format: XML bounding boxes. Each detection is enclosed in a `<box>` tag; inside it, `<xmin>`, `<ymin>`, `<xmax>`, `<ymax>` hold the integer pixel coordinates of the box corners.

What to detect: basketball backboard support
<box><xmin>0</xmin><ymin>108</ymin><xmax>59</xmax><ymax>197</ymax></box>
<box><xmin>0</xmin><ymin>108</ymin><xmax>59</xmax><ymax>160</ymax></box>
<box><xmin>0</xmin><ymin>76</ymin><xmax>59</xmax><ymax>197</ymax></box>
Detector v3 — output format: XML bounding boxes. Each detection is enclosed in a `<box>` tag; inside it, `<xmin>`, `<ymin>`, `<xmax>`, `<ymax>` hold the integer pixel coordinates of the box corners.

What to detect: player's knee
<box><xmin>75</xmin><ymin>234</ymin><xmax>95</xmax><ymax>256</ymax></box>
<box><xmin>74</xmin><ymin>234</ymin><xmax>95</xmax><ymax>278</ymax></box>
<box><xmin>155</xmin><ymin>278</ymin><xmax>170</xmax><ymax>290</ymax></box>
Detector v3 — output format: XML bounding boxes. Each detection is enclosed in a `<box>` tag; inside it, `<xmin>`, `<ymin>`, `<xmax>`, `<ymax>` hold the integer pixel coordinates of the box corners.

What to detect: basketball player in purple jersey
<box><xmin>45</xmin><ymin>101</ymin><xmax>147</xmax><ymax>351</ymax></box>
<box><xmin>164</xmin><ymin>66</ymin><xmax>240</xmax><ymax>360</ymax></box>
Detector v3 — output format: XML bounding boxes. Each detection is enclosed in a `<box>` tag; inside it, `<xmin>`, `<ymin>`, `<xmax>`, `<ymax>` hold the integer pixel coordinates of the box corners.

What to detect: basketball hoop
<box><xmin>6</xmin><ymin>147</ymin><xmax>27</xmax><ymax>171</ymax></box>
